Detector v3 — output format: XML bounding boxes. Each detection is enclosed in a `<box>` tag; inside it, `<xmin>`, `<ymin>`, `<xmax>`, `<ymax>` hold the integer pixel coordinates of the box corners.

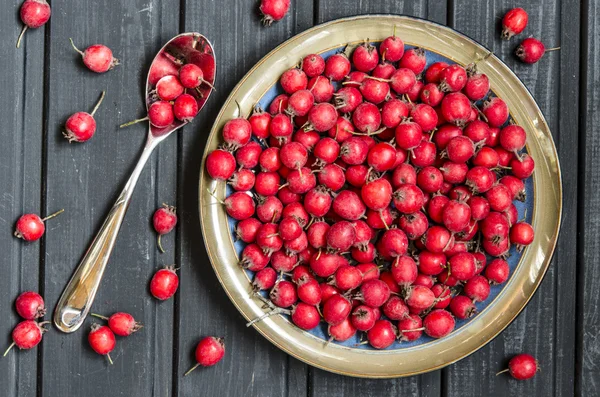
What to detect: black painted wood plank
<box><xmin>447</xmin><ymin>1</ymin><xmax>579</xmax><ymax>396</ymax></box>
<box><xmin>578</xmin><ymin>0</ymin><xmax>599</xmax><ymax>395</ymax></box>
<box><xmin>0</xmin><ymin>3</ymin><xmax>45</xmax><ymax>397</ymax></box>
<box><xmin>175</xmin><ymin>1</ymin><xmax>313</xmax><ymax>396</ymax></box>
<box><xmin>39</xmin><ymin>1</ymin><xmax>180</xmax><ymax>396</ymax></box>
<box><xmin>309</xmin><ymin>1</ymin><xmax>444</xmax><ymax>395</ymax></box>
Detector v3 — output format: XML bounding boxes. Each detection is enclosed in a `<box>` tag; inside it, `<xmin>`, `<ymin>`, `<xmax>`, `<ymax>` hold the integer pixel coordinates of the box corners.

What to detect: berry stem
<box><xmin>106</xmin><ymin>353</ymin><xmax>114</xmax><ymax>365</ymax></box>
<box><xmin>401</xmin><ymin>327</ymin><xmax>425</xmax><ymax>332</ymax></box>
<box><xmin>16</xmin><ymin>25</ymin><xmax>28</xmax><ymax>49</ymax></box>
<box><xmin>546</xmin><ymin>47</ymin><xmax>561</xmax><ymax>52</ymax></box>
<box><xmin>246</xmin><ymin>308</ymin><xmax>289</xmax><ymax>327</ymax></box>
<box><xmin>496</xmin><ymin>368</ymin><xmax>509</xmax><ymax>376</ymax></box>
<box><xmin>157</xmin><ymin>235</ymin><xmax>165</xmax><ymax>253</ymax></box>
<box><xmin>90</xmin><ymin>91</ymin><xmax>106</xmax><ymax>117</ymax></box>
<box><xmin>3</xmin><ymin>342</ymin><xmax>15</xmax><ymax>357</ymax></box>
<box><xmin>90</xmin><ymin>313</ymin><xmax>109</xmax><ymax>320</ymax></box>
<box><xmin>184</xmin><ymin>363</ymin><xmax>200</xmax><ymax>377</ymax></box>
<box><xmin>42</xmin><ymin>209</ymin><xmax>64</xmax><ymax>222</ymax></box>
<box><xmin>120</xmin><ymin>117</ymin><xmax>149</xmax><ymax>128</ymax></box>
<box><xmin>200</xmin><ymin>78</ymin><xmax>216</xmax><ymax>91</ymax></box>
<box><xmin>206</xmin><ymin>188</ymin><xmax>225</xmax><ymax>205</ymax></box>
<box><xmin>379</xmin><ymin>210</ymin><xmax>390</xmax><ymax>231</ymax></box>
<box><xmin>69</xmin><ymin>38</ymin><xmax>85</xmax><ymax>57</ymax></box>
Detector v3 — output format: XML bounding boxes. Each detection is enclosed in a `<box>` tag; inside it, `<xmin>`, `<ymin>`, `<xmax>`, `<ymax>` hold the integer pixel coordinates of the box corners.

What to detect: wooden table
<box><xmin>0</xmin><ymin>0</ymin><xmax>594</xmax><ymax>396</ymax></box>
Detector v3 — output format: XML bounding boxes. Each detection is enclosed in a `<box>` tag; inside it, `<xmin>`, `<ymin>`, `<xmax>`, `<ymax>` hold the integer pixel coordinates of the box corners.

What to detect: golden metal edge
<box><xmin>198</xmin><ymin>15</ymin><xmax>563</xmax><ymax>378</ymax></box>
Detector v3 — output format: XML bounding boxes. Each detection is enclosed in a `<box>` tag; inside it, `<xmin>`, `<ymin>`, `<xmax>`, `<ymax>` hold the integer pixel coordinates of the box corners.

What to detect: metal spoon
<box><xmin>54</xmin><ymin>33</ymin><xmax>216</xmax><ymax>333</ymax></box>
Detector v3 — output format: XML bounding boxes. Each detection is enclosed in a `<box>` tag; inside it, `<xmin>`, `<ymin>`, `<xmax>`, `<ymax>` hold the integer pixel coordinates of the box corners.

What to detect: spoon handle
<box><xmin>54</xmin><ymin>134</ymin><xmax>158</xmax><ymax>333</ymax></box>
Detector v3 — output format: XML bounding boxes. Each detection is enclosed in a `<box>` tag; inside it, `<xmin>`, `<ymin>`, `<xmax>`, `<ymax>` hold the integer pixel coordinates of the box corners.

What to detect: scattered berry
<box><xmin>153</xmin><ymin>204</ymin><xmax>178</xmax><ymax>253</ymax></box>
<box><xmin>63</xmin><ymin>91</ymin><xmax>106</xmax><ymax>143</ymax></box>
<box><xmin>17</xmin><ymin>0</ymin><xmax>51</xmax><ymax>49</ymax></box>
<box><xmin>88</xmin><ymin>324</ymin><xmax>116</xmax><ymax>364</ymax></box>
<box><xmin>14</xmin><ymin>209</ymin><xmax>64</xmax><ymax>241</ymax></box>
<box><xmin>15</xmin><ymin>291</ymin><xmax>46</xmax><ymax>320</ymax></box>
<box><xmin>3</xmin><ymin>320</ymin><xmax>48</xmax><ymax>356</ymax></box>
<box><xmin>150</xmin><ymin>265</ymin><xmax>179</xmax><ymax>300</ymax></box>
<box><xmin>497</xmin><ymin>353</ymin><xmax>538</xmax><ymax>380</ymax></box>
<box><xmin>70</xmin><ymin>38</ymin><xmax>119</xmax><ymax>73</ymax></box>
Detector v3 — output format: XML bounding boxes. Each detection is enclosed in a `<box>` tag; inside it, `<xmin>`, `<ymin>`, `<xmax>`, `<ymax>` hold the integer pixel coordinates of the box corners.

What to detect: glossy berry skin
<box><xmin>150</xmin><ymin>266</ymin><xmax>179</xmax><ymax>300</ymax></box>
<box><xmin>206</xmin><ymin>149</ymin><xmax>236</xmax><ymax>180</ymax></box>
<box><xmin>380</xmin><ymin>35</ymin><xmax>404</xmax><ymax>62</ymax></box>
<box><xmin>260</xmin><ymin>0</ymin><xmax>290</xmax><ymax>26</ymax></box>
<box><xmin>108</xmin><ymin>312</ymin><xmax>142</xmax><ymax>336</ymax></box>
<box><xmin>10</xmin><ymin>320</ymin><xmax>47</xmax><ymax>351</ymax></box>
<box><xmin>148</xmin><ymin>101</ymin><xmax>175</xmax><ymax>128</ymax></box>
<box><xmin>15</xmin><ymin>291</ymin><xmax>46</xmax><ymax>320</ymax></box>
<box><xmin>153</xmin><ymin>204</ymin><xmax>177</xmax><ymax>235</ymax></box>
<box><xmin>14</xmin><ymin>214</ymin><xmax>45</xmax><ymax>241</ymax></box>
<box><xmin>423</xmin><ymin>309</ymin><xmax>455</xmax><ymax>338</ymax></box>
<box><xmin>174</xmin><ymin>94</ymin><xmax>199</xmax><ymax>122</ymax></box>
<box><xmin>88</xmin><ymin>324</ymin><xmax>116</xmax><ymax>356</ymax></box>
<box><xmin>64</xmin><ymin>112</ymin><xmax>96</xmax><ymax>142</ymax></box>
<box><xmin>20</xmin><ymin>0</ymin><xmax>51</xmax><ymax>28</ymax></box>
<box><xmin>17</xmin><ymin>0</ymin><xmax>51</xmax><ymax>48</ymax></box>
<box><xmin>501</xmin><ymin>8</ymin><xmax>529</xmax><ymax>40</ymax></box>
<box><xmin>195</xmin><ymin>337</ymin><xmax>225</xmax><ymax>366</ymax></box>
<box><xmin>506</xmin><ymin>353</ymin><xmax>538</xmax><ymax>380</ymax></box>
<box><xmin>153</xmin><ymin>204</ymin><xmax>177</xmax><ymax>253</ymax></box>
<box><xmin>70</xmin><ymin>39</ymin><xmax>119</xmax><ymax>73</ymax></box>
<box><xmin>64</xmin><ymin>91</ymin><xmax>106</xmax><ymax>142</ymax></box>
<box><xmin>516</xmin><ymin>38</ymin><xmax>546</xmax><ymax>64</ymax></box>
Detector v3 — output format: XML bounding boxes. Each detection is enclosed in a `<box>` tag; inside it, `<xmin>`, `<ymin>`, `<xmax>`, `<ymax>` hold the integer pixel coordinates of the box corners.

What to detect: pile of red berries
<box><xmin>121</xmin><ymin>55</ymin><xmax>215</xmax><ymax>130</ymax></box>
<box><xmin>205</xmin><ymin>32</ymin><xmax>535</xmax><ymax>349</ymax></box>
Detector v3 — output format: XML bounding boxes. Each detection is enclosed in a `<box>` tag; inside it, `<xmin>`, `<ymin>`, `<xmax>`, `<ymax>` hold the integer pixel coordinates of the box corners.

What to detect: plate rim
<box><xmin>198</xmin><ymin>14</ymin><xmax>563</xmax><ymax>378</ymax></box>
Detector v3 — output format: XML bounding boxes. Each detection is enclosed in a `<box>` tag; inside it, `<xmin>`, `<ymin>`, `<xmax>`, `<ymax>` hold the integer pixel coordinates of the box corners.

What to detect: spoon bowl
<box><xmin>54</xmin><ymin>32</ymin><xmax>216</xmax><ymax>333</ymax></box>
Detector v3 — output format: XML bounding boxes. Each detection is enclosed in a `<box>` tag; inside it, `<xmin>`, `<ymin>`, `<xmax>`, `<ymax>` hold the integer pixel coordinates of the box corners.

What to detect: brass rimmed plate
<box><xmin>199</xmin><ymin>15</ymin><xmax>562</xmax><ymax>378</ymax></box>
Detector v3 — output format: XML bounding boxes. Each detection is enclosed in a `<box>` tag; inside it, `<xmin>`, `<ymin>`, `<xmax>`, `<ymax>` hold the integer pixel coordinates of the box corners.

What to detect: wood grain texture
<box><xmin>0</xmin><ymin>2</ymin><xmax>45</xmax><ymax>397</ymax></box>
<box><xmin>39</xmin><ymin>1</ymin><xmax>180</xmax><ymax>396</ymax></box>
<box><xmin>579</xmin><ymin>0</ymin><xmax>599</xmax><ymax>396</ymax></box>
<box><xmin>447</xmin><ymin>0</ymin><xmax>579</xmax><ymax>396</ymax></box>
<box><xmin>175</xmin><ymin>1</ymin><xmax>313</xmax><ymax>396</ymax></box>
<box><xmin>310</xmin><ymin>1</ymin><xmax>445</xmax><ymax>396</ymax></box>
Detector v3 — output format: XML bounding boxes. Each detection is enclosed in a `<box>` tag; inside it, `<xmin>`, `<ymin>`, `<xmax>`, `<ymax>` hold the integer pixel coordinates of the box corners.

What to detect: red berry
<box><xmin>153</xmin><ymin>204</ymin><xmax>177</xmax><ymax>253</ymax></box>
<box><xmin>14</xmin><ymin>209</ymin><xmax>63</xmax><ymax>241</ymax></box>
<box><xmin>70</xmin><ymin>38</ymin><xmax>119</xmax><ymax>73</ymax></box>
<box><xmin>423</xmin><ymin>309</ymin><xmax>455</xmax><ymax>338</ymax></box>
<box><xmin>6</xmin><ymin>319</ymin><xmax>47</xmax><ymax>354</ymax></box>
<box><xmin>17</xmin><ymin>0</ymin><xmax>51</xmax><ymax>48</ymax></box>
<box><xmin>106</xmin><ymin>312</ymin><xmax>143</xmax><ymax>337</ymax></box>
<box><xmin>63</xmin><ymin>91</ymin><xmax>106</xmax><ymax>142</ymax></box>
<box><xmin>325</xmin><ymin>54</ymin><xmax>351</xmax><ymax>81</ymax></box>
<box><xmin>302</xmin><ymin>54</ymin><xmax>325</xmax><ymax>77</ymax></box>
<box><xmin>150</xmin><ymin>265</ymin><xmax>179</xmax><ymax>300</ymax></box>
<box><xmin>173</xmin><ymin>94</ymin><xmax>199</xmax><ymax>122</ymax></box>
<box><xmin>367</xmin><ymin>319</ymin><xmax>397</xmax><ymax>349</ymax></box>
<box><xmin>15</xmin><ymin>291</ymin><xmax>46</xmax><ymax>320</ymax></box>
<box><xmin>260</xmin><ymin>0</ymin><xmax>290</xmax><ymax>26</ymax></box>
<box><xmin>499</xmin><ymin>353</ymin><xmax>538</xmax><ymax>380</ymax></box>
<box><xmin>184</xmin><ymin>337</ymin><xmax>225</xmax><ymax>376</ymax></box>
<box><xmin>501</xmin><ymin>8</ymin><xmax>529</xmax><ymax>40</ymax></box>
<box><xmin>380</xmin><ymin>34</ymin><xmax>404</xmax><ymax>62</ymax></box>
<box><xmin>88</xmin><ymin>324</ymin><xmax>116</xmax><ymax>364</ymax></box>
